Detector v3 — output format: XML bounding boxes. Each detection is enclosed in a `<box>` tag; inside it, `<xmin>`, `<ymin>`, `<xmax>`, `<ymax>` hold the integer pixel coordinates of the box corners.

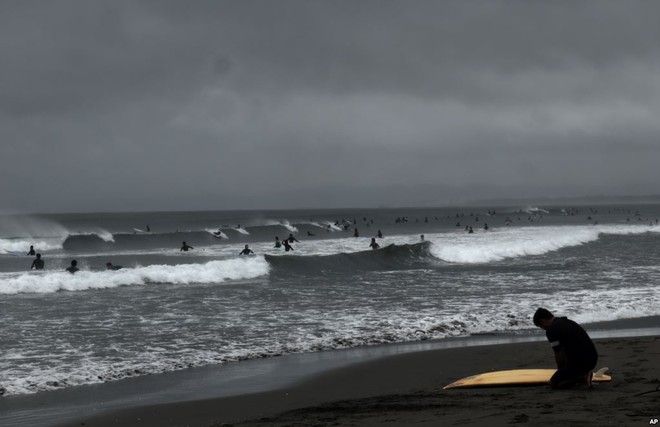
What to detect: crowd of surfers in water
<box><xmin>24</xmin><ymin>208</ymin><xmax>659</xmax><ymax>272</ymax></box>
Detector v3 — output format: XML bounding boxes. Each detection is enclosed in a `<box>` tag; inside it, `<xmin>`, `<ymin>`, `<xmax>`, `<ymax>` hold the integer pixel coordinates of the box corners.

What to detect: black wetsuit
<box><xmin>283</xmin><ymin>241</ymin><xmax>293</xmax><ymax>252</ymax></box>
<box><xmin>239</xmin><ymin>249</ymin><xmax>253</xmax><ymax>255</ymax></box>
<box><xmin>31</xmin><ymin>258</ymin><xmax>44</xmax><ymax>270</ymax></box>
<box><xmin>66</xmin><ymin>267</ymin><xmax>79</xmax><ymax>274</ymax></box>
<box><xmin>546</xmin><ymin>317</ymin><xmax>598</xmax><ymax>385</ymax></box>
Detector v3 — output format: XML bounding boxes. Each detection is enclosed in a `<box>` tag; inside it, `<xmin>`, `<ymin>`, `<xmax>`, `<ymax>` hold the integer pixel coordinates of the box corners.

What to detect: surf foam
<box><xmin>0</xmin><ymin>257</ymin><xmax>270</xmax><ymax>294</ymax></box>
<box><xmin>429</xmin><ymin>224</ymin><xmax>660</xmax><ymax>264</ymax></box>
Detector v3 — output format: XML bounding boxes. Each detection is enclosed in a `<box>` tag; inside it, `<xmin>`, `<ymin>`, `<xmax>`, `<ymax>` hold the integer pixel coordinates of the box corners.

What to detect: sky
<box><xmin>2</xmin><ymin>1</ymin><xmax>660</xmax><ymax>213</ymax></box>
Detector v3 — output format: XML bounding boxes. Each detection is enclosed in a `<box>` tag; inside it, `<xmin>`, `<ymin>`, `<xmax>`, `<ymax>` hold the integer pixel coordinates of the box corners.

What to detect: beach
<box><xmin>2</xmin><ymin>207</ymin><xmax>659</xmax><ymax>426</ymax></box>
<box><xmin>60</xmin><ymin>334</ymin><xmax>659</xmax><ymax>427</ymax></box>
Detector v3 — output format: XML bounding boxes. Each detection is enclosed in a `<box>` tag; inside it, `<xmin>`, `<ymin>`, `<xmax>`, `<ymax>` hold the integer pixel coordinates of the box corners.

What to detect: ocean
<box><xmin>1</xmin><ymin>204</ymin><xmax>659</xmax><ymax>403</ymax></box>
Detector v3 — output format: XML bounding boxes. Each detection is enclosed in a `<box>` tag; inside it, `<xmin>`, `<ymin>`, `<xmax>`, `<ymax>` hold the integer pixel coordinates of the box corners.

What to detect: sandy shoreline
<box><xmin>58</xmin><ymin>334</ymin><xmax>660</xmax><ymax>427</ymax></box>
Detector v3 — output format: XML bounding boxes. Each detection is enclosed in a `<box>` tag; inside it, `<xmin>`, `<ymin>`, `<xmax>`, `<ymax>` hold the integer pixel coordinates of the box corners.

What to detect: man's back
<box><xmin>546</xmin><ymin>317</ymin><xmax>597</xmax><ymax>364</ymax></box>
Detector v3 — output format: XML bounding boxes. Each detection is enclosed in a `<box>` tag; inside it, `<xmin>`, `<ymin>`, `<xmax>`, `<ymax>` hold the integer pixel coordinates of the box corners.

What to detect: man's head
<box><xmin>533</xmin><ymin>307</ymin><xmax>555</xmax><ymax>330</ymax></box>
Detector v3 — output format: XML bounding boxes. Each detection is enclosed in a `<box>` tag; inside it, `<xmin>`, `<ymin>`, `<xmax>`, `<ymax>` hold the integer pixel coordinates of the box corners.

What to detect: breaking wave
<box><xmin>0</xmin><ymin>257</ymin><xmax>269</xmax><ymax>294</ymax></box>
<box><xmin>429</xmin><ymin>224</ymin><xmax>660</xmax><ymax>263</ymax></box>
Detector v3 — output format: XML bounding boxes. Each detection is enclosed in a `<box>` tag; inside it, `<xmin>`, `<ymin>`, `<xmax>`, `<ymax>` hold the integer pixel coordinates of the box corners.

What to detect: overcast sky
<box><xmin>2</xmin><ymin>1</ymin><xmax>660</xmax><ymax>213</ymax></box>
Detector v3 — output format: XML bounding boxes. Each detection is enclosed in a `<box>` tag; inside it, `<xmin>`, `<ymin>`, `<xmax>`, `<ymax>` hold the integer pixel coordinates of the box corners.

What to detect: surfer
<box><xmin>282</xmin><ymin>239</ymin><xmax>294</xmax><ymax>252</ymax></box>
<box><xmin>287</xmin><ymin>234</ymin><xmax>299</xmax><ymax>243</ymax></box>
<box><xmin>274</xmin><ymin>236</ymin><xmax>282</xmax><ymax>248</ymax></box>
<box><xmin>533</xmin><ymin>308</ymin><xmax>598</xmax><ymax>389</ymax></box>
<box><xmin>239</xmin><ymin>244</ymin><xmax>254</xmax><ymax>256</ymax></box>
<box><xmin>66</xmin><ymin>260</ymin><xmax>79</xmax><ymax>274</ymax></box>
<box><xmin>106</xmin><ymin>262</ymin><xmax>122</xmax><ymax>271</ymax></box>
<box><xmin>30</xmin><ymin>253</ymin><xmax>44</xmax><ymax>270</ymax></box>
<box><xmin>377</xmin><ymin>229</ymin><xmax>383</xmax><ymax>238</ymax></box>
<box><xmin>180</xmin><ymin>241</ymin><xmax>194</xmax><ymax>251</ymax></box>
<box><xmin>369</xmin><ymin>238</ymin><xmax>380</xmax><ymax>250</ymax></box>
<box><xmin>27</xmin><ymin>245</ymin><xmax>35</xmax><ymax>256</ymax></box>
<box><xmin>353</xmin><ymin>228</ymin><xmax>359</xmax><ymax>238</ymax></box>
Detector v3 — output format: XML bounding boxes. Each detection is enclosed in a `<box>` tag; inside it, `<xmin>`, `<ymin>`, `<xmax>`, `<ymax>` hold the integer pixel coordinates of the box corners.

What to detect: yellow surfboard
<box><xmin>444</xmin><ymin>367</ymin><xmax>611</xmax><ymax>389</ymax></box>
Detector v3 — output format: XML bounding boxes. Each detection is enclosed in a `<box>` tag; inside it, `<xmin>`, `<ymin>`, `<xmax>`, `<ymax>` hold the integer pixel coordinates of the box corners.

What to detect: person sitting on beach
<box><xmin>274</xmin><ymin>236</ymin><xmax>282</xmax><ymax>248</ymax></box>
<box><xmin>180</xmin><ymin>241</ymin><xmax>194</xmax><ymax>251</ymax></box>
<box><xmin>66</xmin><ymin>260</ymin><xmax>79</xmax><ymax>274</ymax></box>
<box><xmin>533</xmin><ymin>308</ymin><xmax>598</xmax><ymax>389</ymax></box>
<box><xmin>106</xmin><ymin>262</ymin><xmax>122</xmax><ymax>271</ymax></box>
<box><xmin>31</xmin><ymin>253</ymin><xmax>44</xmax><ymax>270</ymax></box>
<box><xmin>287</xmin><ymin>234</ymin><xmax>299</xmax><ymax>243</ymax></box>
<box><xmin>239</xmin><ymin>244</ymin><xmax>254</xmax><ymax>256</ymax></box>
<box><xmin>369</xmin><ymin>238</ymin><xmax>380</xmax><ymax>250</ymax></box>
<box><xmin>283</xmin><ymin>239</ymin><xmax>294</xmax><ymax>252</ymax></box>
<box><xmin>27</xmin><ymin>245</ymin><xmax>36</xmax><ymax>256</ymax></box>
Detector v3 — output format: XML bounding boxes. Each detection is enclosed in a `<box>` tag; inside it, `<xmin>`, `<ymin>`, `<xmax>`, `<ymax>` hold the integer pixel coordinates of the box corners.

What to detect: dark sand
<box><xmin>63</xmin><ymin>335</ymin><xmax>660</xmax><ymax>427</ymax></box>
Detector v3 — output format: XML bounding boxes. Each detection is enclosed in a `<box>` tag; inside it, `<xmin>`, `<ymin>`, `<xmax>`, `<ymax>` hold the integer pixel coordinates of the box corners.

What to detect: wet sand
<box><xmin>63</xmin><ymin>335</ymin><xmax>660</xmax><ymax>427</ymax></box>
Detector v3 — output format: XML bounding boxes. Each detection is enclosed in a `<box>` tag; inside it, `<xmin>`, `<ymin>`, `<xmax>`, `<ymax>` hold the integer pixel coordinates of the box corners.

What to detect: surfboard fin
<box><xmin>595</xmin><ymin>367</ymin><xmax>609</xmax><ymax>375</ymax></box>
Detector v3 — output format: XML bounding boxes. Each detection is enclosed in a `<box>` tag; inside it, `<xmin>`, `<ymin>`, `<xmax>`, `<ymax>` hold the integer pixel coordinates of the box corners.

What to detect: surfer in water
<box><xmin>66</xmin><ymin>260</ymin><xmax>79</xmax><ymax>274</ymax></box>
<box><xmin>369</xmin><ymin>238</ymin><xmax>380</xmax><ymax>250</ymax></box>
<box><xmin>27</xmin><ymin>245</ymin><xmax>35</xmax><ymax>256</ymax></box>
<box><xmin>274</xmin><ymin>237</ymin><xmax>282</xmax><ymax>248</ymax></box>
<box><xmin>239</xmin><ymin>244</ymin><xmax>254</xmax><ymax>256</ymax></box>
<box><xmin>106</xmin><ymin>262</ymin><xmax>122</xmax><ymax>271</ymax></box>
<box><xmin>533</xmin><ymin>308</ymin><xmax>598</xmax><ymax>389</ymax></box>
<box><xmin>282</xmin><ymin>239</ymin><xmax>294</xmax><ymax>252</ymax></box>
<box><xmin>287</xmin><ymin>233</ymin><xmax>299</xmax><ymax>243</ymax></box>
<box><xmin>180</xmin><ymin>241</ymin><xmax>194</xmax><ymax>251</ymax></box>
<box><xmin>30</xmin><ymin>253</ymin><xmax>44</xmax><ymax>270</ymax></box>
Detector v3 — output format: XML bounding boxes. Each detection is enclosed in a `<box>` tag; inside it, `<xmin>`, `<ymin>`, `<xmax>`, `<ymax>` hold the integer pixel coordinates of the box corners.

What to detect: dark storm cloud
<box><xmin>2</xmin><ymin>1</ymin><xmax>660</xmax><ymax>213</ymax></box>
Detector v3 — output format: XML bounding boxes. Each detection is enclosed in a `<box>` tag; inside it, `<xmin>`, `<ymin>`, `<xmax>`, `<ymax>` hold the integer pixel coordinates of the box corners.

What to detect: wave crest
<box><xmin>0</xmin><ymin>257</ymin><xmax>269</xmax><ymax>294</ymax></box>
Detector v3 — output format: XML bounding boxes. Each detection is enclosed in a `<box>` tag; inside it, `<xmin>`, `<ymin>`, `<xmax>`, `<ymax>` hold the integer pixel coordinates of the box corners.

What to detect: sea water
<box><xmin>1</xmin><ymin>204</ymin><xmax>659</xmax><ymax>397</ymax></box>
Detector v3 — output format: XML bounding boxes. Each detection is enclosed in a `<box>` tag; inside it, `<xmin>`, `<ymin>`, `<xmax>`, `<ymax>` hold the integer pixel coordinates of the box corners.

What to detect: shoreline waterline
<box><xmin>2</xmin><ymin>316</ymin><xmax>658</xmax><ymax>427</ymax></box>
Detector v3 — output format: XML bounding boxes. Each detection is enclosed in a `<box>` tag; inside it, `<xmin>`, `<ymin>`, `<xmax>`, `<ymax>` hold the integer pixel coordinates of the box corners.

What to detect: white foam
<box><xmin>205</xmin><ymin>228</ymin><xmax>228</xmax><ymax>239</ymax></box>
<box><xmin>322</xmin><ymin>222</ymin><xmax>343</xmax><ymax>231</ymax></box>
<box><xmin>0</xmin><ymin>238</ymin><xmax>63</xmax><ymax>254</ymax></box>
<box><xmin>429</xmin><ymin>224</ymin><xmax>660</xmax><ymax>264</ymax></box>
<box><xmin>0</xmin><ymin>257</ymin><xmax>270</xmax><ymax>294</ymax></box>
<box><xmin>279</xmin><ymin>220</ymin><xmax>298</xmax><ymax>233</ymax></box>
<box><xmin>71</xmin><ymin>228</ymin><xmax>115</xmax><ymax>242</ymax></box>
<box><xmin>523</xmin><ymin>206</ymin><xmax>550</xmax><ymax>214</ymax></box>
<box><xmin>263</xmin><ymin>219</ymin><xmax>299</xmax><ymax>233</ymax></box>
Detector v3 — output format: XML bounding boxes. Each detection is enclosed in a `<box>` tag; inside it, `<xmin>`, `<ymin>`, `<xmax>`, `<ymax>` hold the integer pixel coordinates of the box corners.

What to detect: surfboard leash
<box><xmin>632</xmin><ymin>384</ymin><xmax>660</xmax><ymax>397</ymax></box>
